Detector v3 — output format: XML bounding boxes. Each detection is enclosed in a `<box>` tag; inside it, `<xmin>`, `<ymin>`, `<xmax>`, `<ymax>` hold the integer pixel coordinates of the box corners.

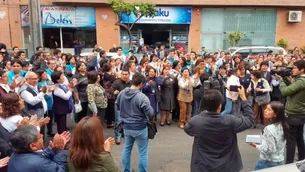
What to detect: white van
<box><xmin>229</xmin><ymin>46</ymin><xmax>287</xmax><ymax>60</ymax></box>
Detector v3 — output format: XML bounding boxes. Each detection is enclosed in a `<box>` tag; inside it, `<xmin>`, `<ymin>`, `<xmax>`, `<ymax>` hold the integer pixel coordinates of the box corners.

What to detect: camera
<box><xmin>270</xmin><ymin>66</ymin><xmax>293</xmax><ymax>77</ymax></box>
<box><xmin>229</xmin><ymin>85</ymin><xmax>241</xmax><ymax>92</ymax></box>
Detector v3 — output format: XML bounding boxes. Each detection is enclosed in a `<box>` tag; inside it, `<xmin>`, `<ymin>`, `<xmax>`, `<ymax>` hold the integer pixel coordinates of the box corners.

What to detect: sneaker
<box><xmin>115</xmin><ymin>138</ymin><xmax>121</xmax><ymax>145</ymax></box>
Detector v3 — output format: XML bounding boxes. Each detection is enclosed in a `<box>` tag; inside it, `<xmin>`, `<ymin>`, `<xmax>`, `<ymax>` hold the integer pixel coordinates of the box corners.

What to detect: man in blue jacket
<box><xmin>116</xmin><ymin>72</ymin><xmax>154</xmax><ymax>172</ymax></box>
<box><xmin>184</xmin><ymin>87</ymin><xmax>254</xmax><ymax>172</ymax></box>
<box><xmin>8</xmin><ymin>125</ymin><xmax>70</xmax><ymax>172</ymax></box>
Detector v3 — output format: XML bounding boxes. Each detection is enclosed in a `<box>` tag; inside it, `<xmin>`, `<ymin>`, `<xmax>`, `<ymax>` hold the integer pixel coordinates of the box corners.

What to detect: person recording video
<box><xmin>277</xmin><ymin>60</ymin><xmax>305</xmax><ymax>164</ymax></box>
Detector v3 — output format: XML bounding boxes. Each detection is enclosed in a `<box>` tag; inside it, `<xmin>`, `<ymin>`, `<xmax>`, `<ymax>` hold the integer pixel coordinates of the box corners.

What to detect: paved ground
<box><xmin>64</xmin><ymin>117</ymin><xmax>262</xmax><ymax>172</ymax></box>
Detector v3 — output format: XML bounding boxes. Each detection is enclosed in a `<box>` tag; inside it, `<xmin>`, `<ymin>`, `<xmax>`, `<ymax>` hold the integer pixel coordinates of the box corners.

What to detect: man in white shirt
<box><xmin>19</xmin><ymin>72</ymin><xmax>54</xmax><ymax>119</ymax></box>
<box><xmin>126</xmin><ymin>60</ymin><xmax>136</xmax><ymax>81</ymax></box>
<box><xmin>113</xmin><ymin>47</ymin><xmax>127</xmax><ymax>66</ymax></box>
<box><xmin>221</xmin><ymin>68</ymin><xmax>240</xmax><ymax>116</ymax></box>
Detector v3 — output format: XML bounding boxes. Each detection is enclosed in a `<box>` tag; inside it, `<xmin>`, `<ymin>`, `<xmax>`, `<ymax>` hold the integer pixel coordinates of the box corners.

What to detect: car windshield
<box><xmin>267</xmin><ymin>48</ymin><xmax>281</xmax><ymax>54</ymax></box>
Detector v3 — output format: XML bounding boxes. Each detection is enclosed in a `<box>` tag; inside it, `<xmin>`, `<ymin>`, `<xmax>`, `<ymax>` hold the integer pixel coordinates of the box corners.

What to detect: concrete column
<box><xmin>29</xmin><ymin>0</ymin><xmax>42</xmax><ymax>55</ymax></box>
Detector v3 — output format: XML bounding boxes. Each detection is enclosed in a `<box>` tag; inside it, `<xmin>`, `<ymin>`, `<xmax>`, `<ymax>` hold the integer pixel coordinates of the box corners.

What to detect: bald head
<box><xmin>25</xmin><ymin>71</ymin><xmax>37</xmax><ymax>79</ymax></box>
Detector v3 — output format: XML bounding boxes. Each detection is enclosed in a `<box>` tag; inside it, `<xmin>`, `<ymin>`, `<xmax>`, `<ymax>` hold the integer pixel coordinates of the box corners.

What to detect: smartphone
<box><xmin>230</xmin><ymin>85</ymin><xmax>241</xmax><ymax>92</ymax></box>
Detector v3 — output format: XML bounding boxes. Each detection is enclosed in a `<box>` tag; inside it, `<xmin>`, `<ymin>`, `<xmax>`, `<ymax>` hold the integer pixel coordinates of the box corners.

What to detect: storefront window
<box><xmin>21</xmin><ymin>5</ymin><xmax>96</xmax><ymax>52</ymax></box>
<box><xmin>43</xmin><ymin>28</ymin><xmax>96</xmax><ymax>48</ymax></box>
<box><xmin>120</xmin><ymin>24</ymin><xmax>190</xmax><ymax>52</ymax></box>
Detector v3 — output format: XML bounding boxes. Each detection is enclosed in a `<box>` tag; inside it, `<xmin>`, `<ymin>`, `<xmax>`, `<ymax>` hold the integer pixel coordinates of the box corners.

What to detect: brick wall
<box><xmin>95</xmin><ymin>7</ymin><xmax>120</xmax><ymax>52</ymax></box>
<box><xmin>0</xmin><ymin>6</ymin><xmax>11</xmax><ymax>47</ymax></box>
<box><xmin>0</xmin><ymin>5</ymin><xmax>22</xmax><ymax>48</ymax></box>
<box><xmin>189</xmin><ymin>8</ymin><xmax>201</xmax><ymax>53</ymax></box>
<box><xmin>276</xmin><ymin>8</ymin><xmax>305</xmax><ymax>50</ymax></box>
<box><xmin>2</xmin><ymin>0</ymin><xmax>305</xmax><ymax>53</ymax></box>
<box><xmin>53</xmin><ymin>0</ymin><xmax>305</xmax><ymax>6</ymax></box>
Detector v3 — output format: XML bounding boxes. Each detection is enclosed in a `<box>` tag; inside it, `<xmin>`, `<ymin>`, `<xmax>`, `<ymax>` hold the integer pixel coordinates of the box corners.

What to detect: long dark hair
<box><xmin>180</xmin><ymin>57</ymin><xmax>187</xmax><ymax>68</ymax></box>
<box><xmin>268</xmin><ymin>101</ymin><xmax>289</xmax><ymax>140</ymax></box>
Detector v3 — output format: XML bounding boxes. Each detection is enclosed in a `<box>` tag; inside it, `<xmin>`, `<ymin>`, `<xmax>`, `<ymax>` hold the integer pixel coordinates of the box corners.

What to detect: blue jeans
<box><xmin>191</xmin><ymin>100</ymin><xmax>200</xmax><ymax>117</ymax></box>
<box><xmin>114</xmin><ymin>105</ymin><xmax>121</xmax><ymax>139</ymax></box>
<box><xmin>221</xmin><ymin>97</ymin><xmax>234</xmax><ymax>116</ymax></box>
<box><xmin>122</xmin><ymin>127</ymin><xmax>149</xmax><ymax>172</ymax></box>
<box><xmin>254</xmin><ymin>159</ymin><xmax>284</xmax><ymax>170</ymax></box>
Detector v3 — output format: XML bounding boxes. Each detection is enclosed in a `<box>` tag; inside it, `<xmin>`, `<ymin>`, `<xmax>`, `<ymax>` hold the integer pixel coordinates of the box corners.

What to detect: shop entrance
<box><xmin>142</xmin><ymin>31</ymin><xmax>169</xmax><ymax>47</ymax></box>
<box><xmin>120</xmin><ymin>24</ymin><xmax>190</xmax><ymax>50</ymax></box>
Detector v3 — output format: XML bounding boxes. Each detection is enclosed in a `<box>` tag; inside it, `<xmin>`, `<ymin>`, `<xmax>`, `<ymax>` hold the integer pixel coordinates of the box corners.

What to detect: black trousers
<box><xmin>172</xmin><ymin>101</ymin><xmax>180</xmax><ymax>121</ymax></box>
<box><xmin>76</xmin><ymin>101</ymin><xmax>88</xmax><ymax>123</ymax></box>
<box><xmin>97</xmin><ymin>108</ymin><xmax>106</xmax><ymax>125</ymax></box>
<box><xmin>105</xmin><ymin>101</ymin><xmax>115</xmax><ymax>125</ymax></box>
<box><xmin>286</xmin><ymin>124</ymin><xmax>305</xmax><ymax>163</ymax></box>
<box><xmin>40</xmin><ymin>111</ymin><xmax>53</xmax><ymax>136</ymax></box>
<box><xmin>88</xmin><ymin>107</ymin><xmax>106</xmax><ymax>125</ymax></box>
<box><xmin>54</xmin><ymin>114</ymin><xmax>67</xmax><ymax>134</ymax></box>
<box><xmin>46</xmin><ymin>109</ymin><xmax>54</xmax><ymax>134</ymax></box>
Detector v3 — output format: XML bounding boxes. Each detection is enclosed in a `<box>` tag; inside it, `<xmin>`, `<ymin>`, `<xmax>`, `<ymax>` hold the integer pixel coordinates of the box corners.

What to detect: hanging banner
<box><xmin>20</xmin><ymin>6</ymin><xmax>96</xmax><ymax>28</ymax></box>
<box><xmin>121</xmin><ymin>7</ymin><xmax>192</xmax><ymax>24</ymax></box>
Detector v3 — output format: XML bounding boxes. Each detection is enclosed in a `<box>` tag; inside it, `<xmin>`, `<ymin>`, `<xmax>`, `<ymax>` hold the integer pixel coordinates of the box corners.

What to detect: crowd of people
<box><xmin>0</xmin><ymin>42</ymin><xmax>305</xmax><ymax>172</ymax></box>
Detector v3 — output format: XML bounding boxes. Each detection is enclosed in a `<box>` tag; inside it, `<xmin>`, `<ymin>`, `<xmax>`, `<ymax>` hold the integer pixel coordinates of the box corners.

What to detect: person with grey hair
<box><xmin>19</xmin><ymin>71</ymin><xmax>55</xmax><ymax>119</ymax></box>
<box><xmin>8</xmin><ymin>125</ymin><xmax>70</xmax><ymax>172</ymax></box>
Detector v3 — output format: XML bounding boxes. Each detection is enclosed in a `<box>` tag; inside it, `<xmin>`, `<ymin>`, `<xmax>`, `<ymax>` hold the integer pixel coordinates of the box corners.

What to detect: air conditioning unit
<box><xmin>288</xmin><ymin>11</ymin><xmax>302</xmax><ymax>22</ymax></box>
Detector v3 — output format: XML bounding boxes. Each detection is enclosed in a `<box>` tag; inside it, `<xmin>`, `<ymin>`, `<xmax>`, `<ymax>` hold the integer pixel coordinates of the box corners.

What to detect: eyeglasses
<box><xmin>28</xmin><ymin>78</ymin><xmax>38</xmax><ymax>81</ymax></box>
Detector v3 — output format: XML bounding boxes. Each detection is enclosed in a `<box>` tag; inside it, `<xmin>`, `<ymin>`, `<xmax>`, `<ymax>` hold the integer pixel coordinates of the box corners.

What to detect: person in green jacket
<box><xmin>68</xmin><ymin>116</ymin><xmax>120</xmax><ymax>172</ymax></box>
<box><xmin>278</xmin><ymin>60</ymin><xmax>305</xmax><ymax>164</ymax></box>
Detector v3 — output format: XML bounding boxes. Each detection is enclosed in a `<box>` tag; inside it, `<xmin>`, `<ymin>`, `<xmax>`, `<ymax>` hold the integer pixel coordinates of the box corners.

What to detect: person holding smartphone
<box><xmin>221</xmin><ymin>68</ymin><xmax>240</xmax><ymax>116</ymax></box>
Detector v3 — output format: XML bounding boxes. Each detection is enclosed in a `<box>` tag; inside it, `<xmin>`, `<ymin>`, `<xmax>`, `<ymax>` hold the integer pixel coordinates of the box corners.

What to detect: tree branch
<box><xmin>116</xmin><ymin>22</ymin><xmax>129</xmax><ymax>30</ymax></box>
<box><xmin>130</xmin><ymin>14</ymin><xmax>143</xmax><ymax>30</ymax></box>
<box><xmin>116</xmin><ymin>23</ymin><xmax>133</xmax><ymax>48</ymax></box>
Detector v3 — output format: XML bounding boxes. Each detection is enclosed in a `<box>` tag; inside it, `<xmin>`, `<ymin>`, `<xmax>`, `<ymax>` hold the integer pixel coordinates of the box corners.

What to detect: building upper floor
<box><xmin>3</xmin><ymin>0</ymin><xmax>305</xmax><ymax>7</ymax></box>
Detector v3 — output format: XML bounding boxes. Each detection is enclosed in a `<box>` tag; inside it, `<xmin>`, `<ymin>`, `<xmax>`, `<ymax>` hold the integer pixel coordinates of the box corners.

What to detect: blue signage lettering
<box><xmin>154</xmin><ymin>8</ymin><xmax>169</xmax><ymax>17</ymax></box>
<box><xmin>44</xmin><ymin>12</ymin><xmax>73</xmax><ymax>25</ymax></box>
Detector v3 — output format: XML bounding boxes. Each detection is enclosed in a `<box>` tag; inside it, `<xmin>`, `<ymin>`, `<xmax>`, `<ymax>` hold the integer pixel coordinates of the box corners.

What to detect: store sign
<box><xmin>42</xmin><ymin>7</ymin><xmax>75</xmax><ymax>27</ymax></box>
<box><xmin>121</xmin><ymin>7</ymin><xmax>192</xmax><ymax>24</ymax></box>
<box><xmin>20</xmin><ymin>6</ymin><xmax>96</xmax><ymax>28</ymax></box>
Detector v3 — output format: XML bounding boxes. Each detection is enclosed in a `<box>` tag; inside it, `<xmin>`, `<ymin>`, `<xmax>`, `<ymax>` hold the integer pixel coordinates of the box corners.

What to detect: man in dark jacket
<box><xmin>116</xmin><ymin>73</ymin><xmax>154</xmax><ymax>172</ymax></box>
<box><xmin>110</xmin><ymin>69</ymin><xmax>131</xmax><ymax>144</ymax></box>
<box><xmin>8</xmin><ymin>125</ymin><xmax>70</xmax><ymax>172</ymax></box>
<box><xmin>30</xmin><ymin>46</ymin><xmax>43</xmax><ymax>64</ymax></box>
<box><xmin>0</xmin><ymin>123</ymin><xmax>12</xmax><ymax>159</ymax></box>
<box><xmin>32</xmin><ymin>52</ymin><xmax>48</xmax><ymax>72</ymax></box>
<box><xmin>184</xmin><ymin>87</ymin><xmax>254</xmax><ymax>172</ymax></box>
<box><xmin>0</xmin><ymin>123</ymin><xmax>12</xmax><ymax>172</ymax></box>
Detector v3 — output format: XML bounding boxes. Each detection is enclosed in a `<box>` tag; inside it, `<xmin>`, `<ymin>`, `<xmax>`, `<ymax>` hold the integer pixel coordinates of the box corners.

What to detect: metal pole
<box><xmin>60</xmin><ymin>28</ymin><xmax>63</xmax><ymax>52</ymax></box>
<box><xmin>37</xmin><ymin>0</ymin><xmax>43</xmax><ymax>48</ymax></box>
<box><xmin>29</xmin><ymin>0</ymin><xmax>42</xmax><ymax>54</ymax></box>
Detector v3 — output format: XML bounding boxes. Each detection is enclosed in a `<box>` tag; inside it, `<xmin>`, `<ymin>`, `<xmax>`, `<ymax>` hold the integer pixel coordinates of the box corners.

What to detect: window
<box><xmin>43</xmin><ymin>28</ymin><xmax>96</xmax><ymax>48</ymax></box>
<box><xmin>251</xmin><ymin>48</ymin><xmax>267</xmax><ymax>55</ymax></box>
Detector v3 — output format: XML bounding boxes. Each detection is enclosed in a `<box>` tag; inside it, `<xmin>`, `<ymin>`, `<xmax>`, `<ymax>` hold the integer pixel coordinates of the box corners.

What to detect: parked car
<box><xmin>229</xmin><ymin>46</ymin><xmax>287</xmax><ymax>59</ymax></box>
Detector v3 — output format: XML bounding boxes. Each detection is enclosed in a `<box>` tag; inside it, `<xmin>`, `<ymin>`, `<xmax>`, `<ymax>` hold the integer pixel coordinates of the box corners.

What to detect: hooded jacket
<box><xmin>116</xmin><ymin>87</ymin><xmax>154</xmax><ymax>130</ymax></box>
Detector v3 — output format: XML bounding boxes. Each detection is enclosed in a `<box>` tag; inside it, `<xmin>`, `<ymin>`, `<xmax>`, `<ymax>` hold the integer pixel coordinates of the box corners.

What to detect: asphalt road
<box><xmin>64</xmin><ymin>117</ymin><xmax>263</xmax><ymax>172</ymax></box>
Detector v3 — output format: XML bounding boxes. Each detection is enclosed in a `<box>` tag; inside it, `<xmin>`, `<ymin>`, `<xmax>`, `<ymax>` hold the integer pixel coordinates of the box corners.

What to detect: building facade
<box><xmin>0</xmin><ymin>0</ymin><xmax>305</xmax><ymax>53</ymax></box>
